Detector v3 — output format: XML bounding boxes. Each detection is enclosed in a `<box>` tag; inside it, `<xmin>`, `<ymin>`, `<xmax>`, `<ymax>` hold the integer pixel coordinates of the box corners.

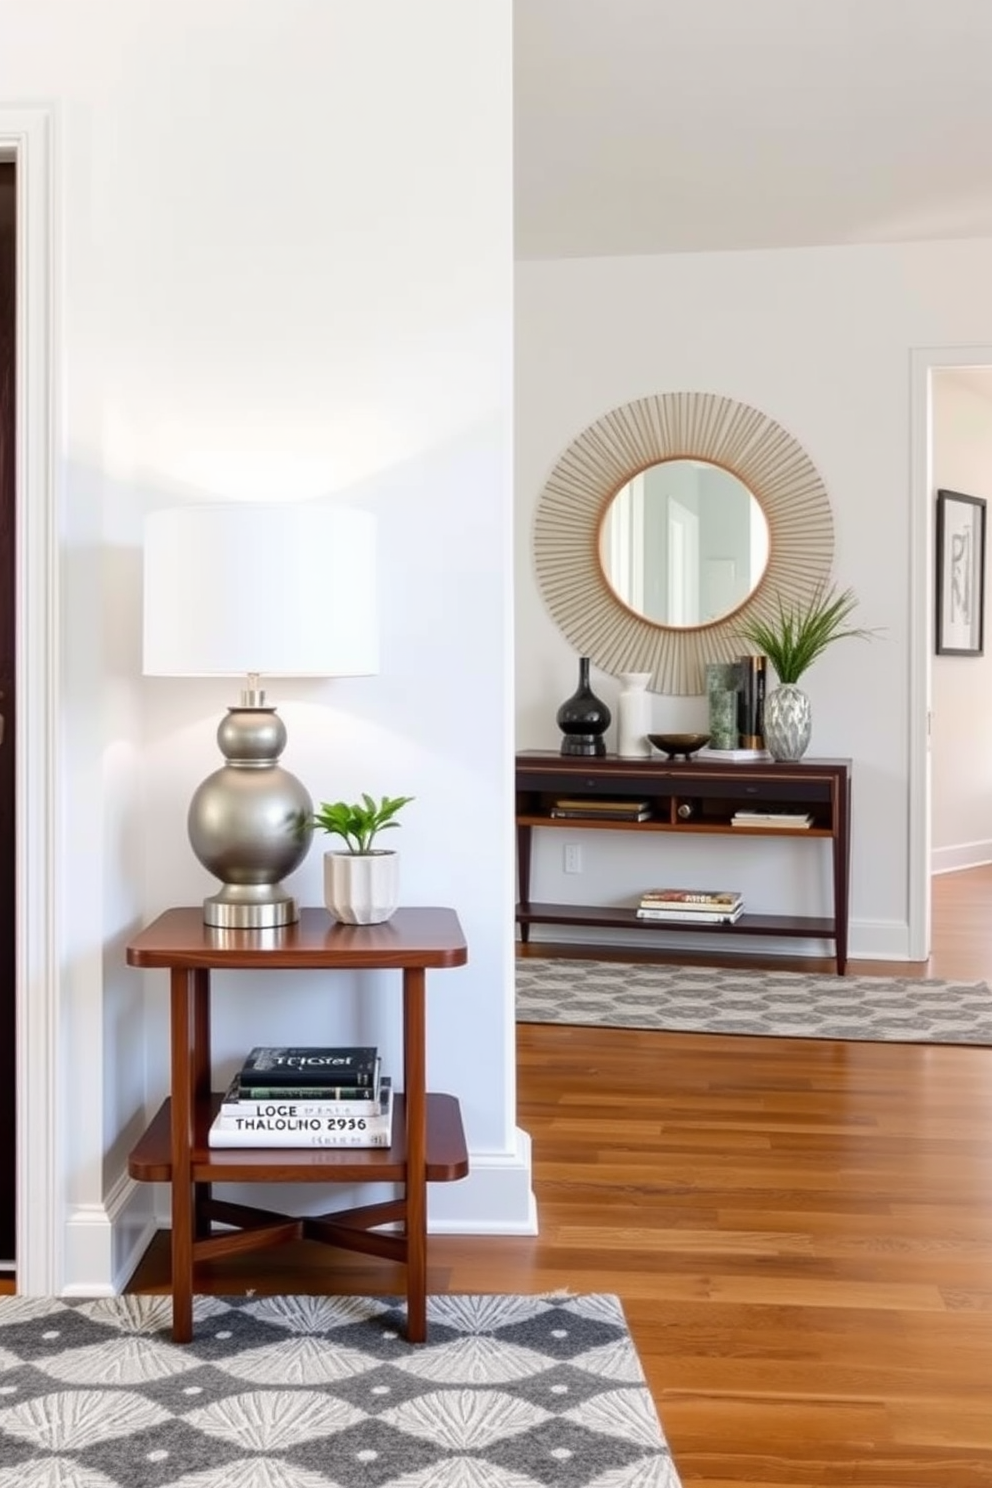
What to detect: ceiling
<box><xmin>514</xmin><ymin>0</ymin><xmax>992</xmax><ymax>260</ymax></box>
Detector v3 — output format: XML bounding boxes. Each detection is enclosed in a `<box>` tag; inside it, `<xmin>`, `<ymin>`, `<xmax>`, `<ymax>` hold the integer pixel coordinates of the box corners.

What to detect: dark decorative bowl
<box><xmin>648</xmin><ymin>732</ymin><xmax>711</xmax><ymax>760</ymax></box>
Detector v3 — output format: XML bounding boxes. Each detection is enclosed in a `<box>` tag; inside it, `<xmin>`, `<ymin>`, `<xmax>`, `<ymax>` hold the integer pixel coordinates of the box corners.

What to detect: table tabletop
<box><xmin>126</xmin><ymin>906</ymin><xmax>468</xmax><ymax>972</ymax></box>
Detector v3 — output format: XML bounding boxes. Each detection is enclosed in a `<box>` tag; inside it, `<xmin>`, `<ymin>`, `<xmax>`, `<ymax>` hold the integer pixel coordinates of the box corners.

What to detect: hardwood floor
<box><xmin>122</xmin><ymin>868</ymin><xmax>992</xmax><ymax>1484</ymax></box>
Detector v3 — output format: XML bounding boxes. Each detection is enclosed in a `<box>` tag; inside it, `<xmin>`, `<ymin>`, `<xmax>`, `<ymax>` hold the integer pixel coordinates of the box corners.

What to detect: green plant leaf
<box><xmin>312</xmin><ymin>793</ymin><xmax>415</xmax><ymax>853</ymax></box>
<box><xmin>735</xmin><ymin>585</ymin><xmax>880</xmax><ymax>684</ymax></box>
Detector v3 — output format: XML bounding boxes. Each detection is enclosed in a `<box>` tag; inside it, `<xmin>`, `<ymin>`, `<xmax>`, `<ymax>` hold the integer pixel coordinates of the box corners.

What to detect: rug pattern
<box><xmin>516</xmin><ymin>959</ymin><xmax>992</xmax><ymax>1044</ymax></box>
<box><xmin>0</xmin><ymin>1291</ymin><xmax>681</xmax><ymax>1488</ymax></box>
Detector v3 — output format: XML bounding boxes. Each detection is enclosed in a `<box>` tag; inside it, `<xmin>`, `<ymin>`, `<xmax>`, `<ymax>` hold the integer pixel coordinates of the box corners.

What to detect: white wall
<box><xmin>3</xmin><ymin>0</ymin><xmax>528</xmax><ymax>1296</ymax></box>
<box><xmin>516</xmin><ymin>240</ymin><xmax>992</xmax><ymax>960</ymax></box>
<box><xmin>932</xmin><ymin>371</ymin><xmax>992</xmax><ymax>872</ymax></box>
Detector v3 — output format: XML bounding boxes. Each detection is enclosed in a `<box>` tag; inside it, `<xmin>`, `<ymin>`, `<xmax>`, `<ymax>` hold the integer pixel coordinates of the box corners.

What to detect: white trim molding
<box><xmin>2</xmin><ymin>106</ymin><xmax>60</xmax><ymax>1295</ymax></box>
<box><xmin>909</xmin><ymin>345</ymin><xmax>992</xmax><ymax>964</ymax></box>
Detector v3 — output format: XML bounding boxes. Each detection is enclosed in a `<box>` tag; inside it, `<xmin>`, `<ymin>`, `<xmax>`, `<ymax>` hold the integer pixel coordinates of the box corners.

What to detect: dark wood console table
<box><xmin>127</xmin><ymin>906</ymin><xmax>469</xmax><ymax>1343</ymax></box>
<box><xmin>516</xmin><ymin>752</ymin><xmax>852</xmax><ymax>973</ymax></box>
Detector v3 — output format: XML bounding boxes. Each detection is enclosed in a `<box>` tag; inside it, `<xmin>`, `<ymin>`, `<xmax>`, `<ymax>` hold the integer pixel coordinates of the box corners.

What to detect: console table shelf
<box><xmin>516</xmin><ymin>752</ymin><xmax>851</xmax><ymax>973</ymax></box>
<box><xmin>516</xmin><ymin>901</ymin><xmax>835</xmax><ymax>940</ymax></box>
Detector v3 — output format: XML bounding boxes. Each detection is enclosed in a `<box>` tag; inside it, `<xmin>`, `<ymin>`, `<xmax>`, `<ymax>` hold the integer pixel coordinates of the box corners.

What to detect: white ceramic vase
<box><xmin>323</xmin><ymin>850</ymin><xmax>399</xmax><ymax>925</ymax></box>
<box><xmin>617</xmin><ymin>671</ymin><xmax>653</xmax><ymax>757</ymax></box>
<box><xmin>762</xmin><ymin>684</ymin><xmax>812</xmax><ymax>761</ymax></box>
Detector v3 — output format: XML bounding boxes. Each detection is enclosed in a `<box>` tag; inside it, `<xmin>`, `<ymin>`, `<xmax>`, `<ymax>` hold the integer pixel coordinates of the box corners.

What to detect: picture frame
<box><xmin>936</xmin><ymin>488</ymin><xmax>986</xmax><ymax>657</ymax></box>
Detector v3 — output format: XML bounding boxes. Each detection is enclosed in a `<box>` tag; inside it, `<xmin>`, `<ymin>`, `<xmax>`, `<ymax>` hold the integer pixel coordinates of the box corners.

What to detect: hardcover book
<box><xmin>551</xmin><ymin>798</ymin><xmax>651</xmax><ymax>818</ymax></box>
<box><xmin>551</xmin><ymin>807</ymin><xmax>652</xmax><ymax>821</ymax></box>
<box><xmin>639</xmin><ymin>888</ymin><xmax>742</xmax><ymax>908</ymax></box>
<box><xmin>239</xmin><ymin>1046</ymin><xmax>378</xmax><ymax>1087</ymax></box>
<box><xmin>636</xmin><ymin>904</ymin><xmax>743</xmax><ymax>924</ymax></box>
<box><xmin>731</xmin><ymin>811</ymin><xmax>813</xmax><ymax>829</ymax></box>
<box><xmin>208</xmin><ymin>1082</ymin><xmax>395</xmax><ymax>1149</ymax></box>
<box><xmin>220</xmin><ymin>1074</ymin><xmax>387</xmax><ymax>1117</ymax></box>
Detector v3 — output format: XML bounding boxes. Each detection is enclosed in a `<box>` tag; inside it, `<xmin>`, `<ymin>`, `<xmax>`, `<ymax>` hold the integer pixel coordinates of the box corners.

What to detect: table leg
<box><xmin>169</xmin><ymin>966</ymin><xmax>197</xmax><ymax>1342</ymax></box>
<box><xmin>833</xmin><ymin>773</ymin><xmax>851</xmax><ymax>976</ymax></box>
<box><xmin>191</xmin><ymin>969</ymin><xmax>212</xmax><ymax>1239</ymax></box>
<box><xmin>402</xmin><ymin>966</ymin><xmax>427</xmax><ymax>1342</ymax></box>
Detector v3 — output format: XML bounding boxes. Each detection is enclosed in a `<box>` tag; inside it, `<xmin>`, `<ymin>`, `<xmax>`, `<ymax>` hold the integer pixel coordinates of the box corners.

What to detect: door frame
<box><xmin>0</xmin><ymin>107</ymin><xmax>58</xmax><ymax>1294</ymax></box>
<box><xmin>909</xmin><ymin>344</ymin><xmax>992</xmax><ymax>962</ymax></box>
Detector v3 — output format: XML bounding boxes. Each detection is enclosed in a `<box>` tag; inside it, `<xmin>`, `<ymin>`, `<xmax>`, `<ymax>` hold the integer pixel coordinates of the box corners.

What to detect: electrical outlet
<box><xmin>564</xmin><ymin>843</ymin><xmax>582</xmax><ymax>874</ymax></box>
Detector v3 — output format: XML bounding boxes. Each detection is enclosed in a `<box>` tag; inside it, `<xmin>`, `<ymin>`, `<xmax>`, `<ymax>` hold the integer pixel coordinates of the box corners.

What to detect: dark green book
<box><xmin>238</xmin><ymin>1074</ymin><xmax>380</xmax><ymax>1102</ymax></box>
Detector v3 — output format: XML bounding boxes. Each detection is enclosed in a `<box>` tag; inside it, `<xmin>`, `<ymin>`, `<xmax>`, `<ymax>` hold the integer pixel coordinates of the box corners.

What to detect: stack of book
<box><xmin>208</xmin><ymin>1045</ymin><xmax>394</xmax><ymax>1149</ymax></box>
<box><xmin>635</xmin><ymin>888</ymin><xmax>744</xmax><ymax>923</ymax></box>
<box><xmin>550</xmin><ymin>798</ymin><xmax>652</xmax><ymax>822</ymax></box>
<box><xmin>731</xmin><ymin>809</ymin><xmax>813</xmax><ymax>830</ymax></box>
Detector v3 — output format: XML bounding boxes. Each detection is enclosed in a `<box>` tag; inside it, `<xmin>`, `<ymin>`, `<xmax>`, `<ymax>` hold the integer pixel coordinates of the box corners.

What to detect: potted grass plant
<box><xmin>736</xmin><ymin>584</ymin><xmax>877</xmax><ymax>759</ymax></box>
<box><xmin>313</xmin><ymin>792</ymin><xmax>414</xmax><ymax>924</ymax></box>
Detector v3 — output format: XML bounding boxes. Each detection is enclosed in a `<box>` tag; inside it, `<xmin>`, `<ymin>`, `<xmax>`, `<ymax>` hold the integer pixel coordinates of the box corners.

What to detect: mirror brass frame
<box><xmin>533</xmin><ymin>391</ymin><xmax>835</xmax><ymax>695</ymax></box>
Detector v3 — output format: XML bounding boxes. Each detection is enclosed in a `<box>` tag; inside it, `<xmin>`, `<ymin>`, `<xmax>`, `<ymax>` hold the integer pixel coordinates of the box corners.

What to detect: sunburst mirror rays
<box><xmin>533</xmin><ymin>391</ymin><xmax>835</xmax><ymax>695</ymax></box>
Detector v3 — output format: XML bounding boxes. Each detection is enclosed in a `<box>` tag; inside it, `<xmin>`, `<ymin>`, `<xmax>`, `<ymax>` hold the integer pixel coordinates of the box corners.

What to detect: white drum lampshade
<box><xmin>143</xmin><ymin>502</ymin><xmax>378</xmax><ymax>929</ymax></box>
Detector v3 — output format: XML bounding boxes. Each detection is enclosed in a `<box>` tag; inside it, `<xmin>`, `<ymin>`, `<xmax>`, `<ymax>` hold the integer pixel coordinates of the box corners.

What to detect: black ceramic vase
<box><xmin>556</xmin><ymin>656</ymin><xmax>612</xmax><ymax>756</ymax></box>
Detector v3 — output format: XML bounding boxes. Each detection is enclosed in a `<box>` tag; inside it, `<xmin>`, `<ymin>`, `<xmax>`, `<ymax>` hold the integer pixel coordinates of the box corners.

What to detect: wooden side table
<box><xmin>127</xmin><ymin>906</ymin><xmax>469</xmax><ymax>1342</ymax></box>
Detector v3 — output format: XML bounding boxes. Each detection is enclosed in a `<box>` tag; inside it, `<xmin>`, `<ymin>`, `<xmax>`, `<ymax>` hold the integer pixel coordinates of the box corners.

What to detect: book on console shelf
<box><xmin>239</xmin><ymin>1045</ymin><xmax>379</xmax><ymax>1089</ymax></box>
<box><xmin>639</xmin><ymin>888</ymin><xmax>743</xmax><ymax>909</ymax></box>
<box><xmin>636</xmin><ymin>903</ymin><xmax>744</xmax><ymax>924</ymax></box>
<box><xmin>550</xmin><ymin>798</ymin><xmax>652</xmax><ymax>821</ymax></box>
<box><xmin>208</xmin><ymin>1078</ymin><xmax>395</xmax><ymax>1148</ymax></box>
<box><xmin>550</xmin><ymin>806</ymin><xmax>652</xmax><ymax>821</ymax></box>
<box><xmin>731</xmin><ymin>811</ymin><xmax>813</xmax><ymax>829</ymax></box>
<box><xmin>219</xmin><ymin>1073</ymin><xmax>384</xmax><ymax>1117</ymax></box>
<box><xmin>697</xmin><ymin>746</ymin><xmax>773</xmax><ymax>762</ymax></box>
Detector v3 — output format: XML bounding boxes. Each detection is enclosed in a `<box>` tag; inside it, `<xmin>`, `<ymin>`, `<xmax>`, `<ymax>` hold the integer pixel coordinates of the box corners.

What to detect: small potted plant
<box><xmin>736</xmin><ymin>584</ymin><xmax>877</xmax><ymax>759</ymax></box>
<box><xmin>313</xmin><ymin>792</ymin><xmax>414</xmax><ymax>924</ymax></box>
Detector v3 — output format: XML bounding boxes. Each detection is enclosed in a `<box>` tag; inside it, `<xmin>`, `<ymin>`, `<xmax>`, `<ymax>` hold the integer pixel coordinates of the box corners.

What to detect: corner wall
<box><xmin>3</xmin><ymin>0</ymin><xmax>527</xmax><ymax>1296</ymax></box>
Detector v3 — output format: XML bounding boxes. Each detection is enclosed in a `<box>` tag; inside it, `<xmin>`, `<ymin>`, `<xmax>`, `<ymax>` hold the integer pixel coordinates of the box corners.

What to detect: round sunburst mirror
<box><xmin>533</xmin><ymin>391</ymin><xmax>835</xmax><ymax>695</ymax></box>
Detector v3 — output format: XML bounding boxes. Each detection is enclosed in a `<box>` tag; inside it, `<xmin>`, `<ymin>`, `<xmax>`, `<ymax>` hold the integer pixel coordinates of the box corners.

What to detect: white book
<box><xmin>636</xmin><ymin>905</ymin><xmax>743</xmax><ymax>924</ymax></box>
<box><xmin>698</xmin><ymin>747</ymin><xmax>773</xmax><ymax>762</ymax></box>
<box><xmin>731</xmin><ymin>813</ymin><xmax>813</xmax><ymax>829</ymax></box>
<box><xmin>208</xmin><ymin>1083</ymin><xmax>394</xmax><ymax>1148</ymax></box>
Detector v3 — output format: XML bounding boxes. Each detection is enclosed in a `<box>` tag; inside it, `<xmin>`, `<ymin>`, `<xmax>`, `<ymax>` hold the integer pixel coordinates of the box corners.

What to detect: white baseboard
<box><xmin>932</xmin><ymin>843</ymin><xmax>992</xmax><ymax>875</ymax></box>
<box><xmin>428</xmin><ymin>1127</ymin><xmax>537</xmax><ymax>1234</ymax></box>
<box><xmin>67</xmin><ymin>1129</ymin><xmax>536</xmax><ymax>1295</ymax></box>
<box><xmin>524</xmin><ymin>921</ymin><xmax>915</xmax><ymax>963</ymax></box>
<box><xmin>62</xmin><ymin>1173</ymin><xmax>158</xmax><ymax>1296</ymax></box>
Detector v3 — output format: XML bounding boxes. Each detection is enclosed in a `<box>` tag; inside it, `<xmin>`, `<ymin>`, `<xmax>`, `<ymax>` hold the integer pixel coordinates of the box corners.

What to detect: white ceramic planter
<box><xmin>323</xmin><ymin>850</ymin><xmax>399</xmax><ymax>925</ymax></box>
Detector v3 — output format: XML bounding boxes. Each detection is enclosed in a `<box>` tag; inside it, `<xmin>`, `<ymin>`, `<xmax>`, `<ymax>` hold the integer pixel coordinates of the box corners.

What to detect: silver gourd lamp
<box><xmin>143</xmin><ymin>502</ymin><xmax>378</xmax><ymax>930</ymax></box>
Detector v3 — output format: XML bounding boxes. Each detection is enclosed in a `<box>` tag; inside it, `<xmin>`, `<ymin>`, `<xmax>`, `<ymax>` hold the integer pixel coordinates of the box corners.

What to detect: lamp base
<box><xmin>202</xmin><ymin>883</ymin><xmax>300</xmax><ymax>930</ymax></box>
<box><xmin>189</xmin><ymin>703</ymin><xmax>314</xmax><ymax>932</ymax></box>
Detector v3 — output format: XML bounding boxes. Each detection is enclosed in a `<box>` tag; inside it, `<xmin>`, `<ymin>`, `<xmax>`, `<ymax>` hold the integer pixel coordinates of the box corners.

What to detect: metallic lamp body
<box><xmin>188</xmin><ymin>705</ymin><xmax>313</xmax><ymax>929</ymax></box>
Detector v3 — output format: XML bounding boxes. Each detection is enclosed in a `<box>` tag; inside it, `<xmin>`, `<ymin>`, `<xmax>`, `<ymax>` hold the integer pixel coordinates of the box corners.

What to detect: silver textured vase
<box><xmin>763</xmin><ymin>684</ymin><xmax>812</xmax><ymax>761</ymax></box>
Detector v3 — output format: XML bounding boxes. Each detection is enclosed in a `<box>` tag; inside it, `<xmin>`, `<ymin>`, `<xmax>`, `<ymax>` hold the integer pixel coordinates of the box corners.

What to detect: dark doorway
<box><xmin>0</xmin><ymin>161</ymin><xmax>15</xmax><ymax>1265</ymax></box>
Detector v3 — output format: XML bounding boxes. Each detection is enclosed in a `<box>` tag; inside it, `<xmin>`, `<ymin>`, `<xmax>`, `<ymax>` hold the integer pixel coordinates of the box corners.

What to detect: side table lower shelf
<box><xmin>129</xmin><ymin>1092</ymin><xmax>468</xmax><ymax>1181</ymax></box>
<box><xmin>128</xmin><ymin>1092</ymin><xmax>468</xmax><ymax>1341</ymax></box>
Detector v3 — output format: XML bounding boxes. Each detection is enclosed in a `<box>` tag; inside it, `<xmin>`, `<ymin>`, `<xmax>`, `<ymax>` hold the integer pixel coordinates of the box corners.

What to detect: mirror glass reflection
<box><xmin>599</xmin><ymin>458</ymin><xmax>770</xmax><ymax>627</ymax></box>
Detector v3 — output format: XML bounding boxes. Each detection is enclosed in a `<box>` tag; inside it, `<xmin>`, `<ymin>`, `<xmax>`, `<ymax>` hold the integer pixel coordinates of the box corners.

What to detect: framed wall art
<box><xmin>936</xmin><ymin>488</ymin><xmax>987</xmax><ymax>656</ymax></box>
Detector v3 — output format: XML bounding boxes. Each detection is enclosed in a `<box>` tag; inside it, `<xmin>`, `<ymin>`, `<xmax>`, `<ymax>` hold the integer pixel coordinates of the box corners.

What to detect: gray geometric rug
<box><xmin>0</xmin><ymin>1291</ymin><xmax>681</xmax><ymax>1487</ymax></box>
<box><xmin>517</xmin><ymin>959</ymin><xmax>992</xmax><ymax>1044</ymax></box>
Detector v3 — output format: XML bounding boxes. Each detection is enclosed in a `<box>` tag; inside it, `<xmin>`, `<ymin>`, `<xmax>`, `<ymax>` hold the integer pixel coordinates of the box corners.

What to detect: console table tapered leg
<box><xmin>833</xmin><ymin>774</ymin><xmax>851</xmax><ymax>975</ymax></box>
<box><xmin>403</xmin><ymin>966</ymin><xmax>427</xmax><ymax>1342</ymax></box>
<box><xmin>516</xmin><ymin>821</ymin><xmax>533</xmax><ymax>943</ymax></box>
<box><xmin>169</xmin><ymin>967</ymin><xmax>197</xmax><ymax>1343</ymax></box>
